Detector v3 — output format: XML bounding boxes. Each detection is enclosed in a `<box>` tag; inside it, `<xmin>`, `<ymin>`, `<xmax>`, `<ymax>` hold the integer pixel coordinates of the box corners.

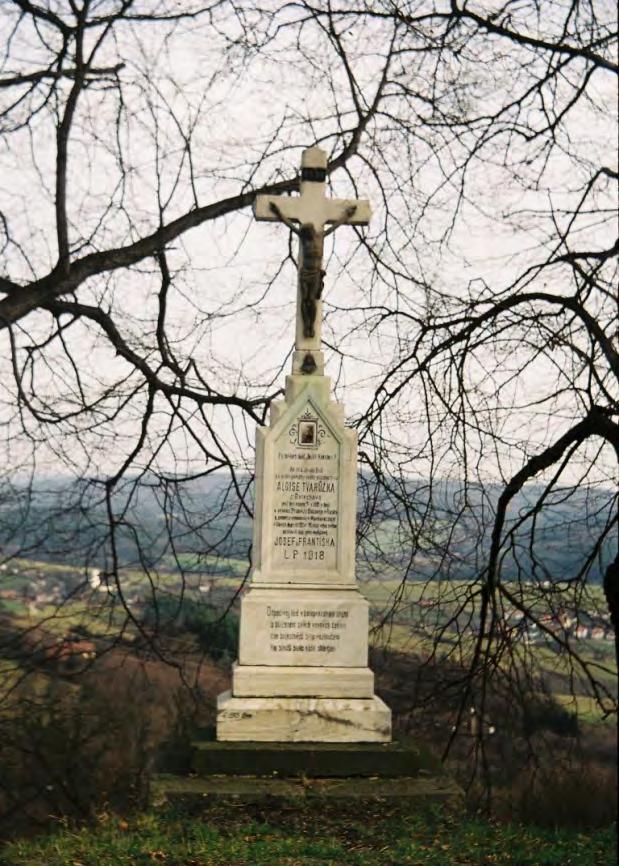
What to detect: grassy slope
<box><xmin>1</xmin><ymin>804</ymin><xmax>615</xmax><ymax>866</ymax></box>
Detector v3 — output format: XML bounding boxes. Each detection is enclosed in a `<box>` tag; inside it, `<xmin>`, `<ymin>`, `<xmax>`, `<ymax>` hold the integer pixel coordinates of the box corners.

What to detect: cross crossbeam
<box><xmin>253</xmin><ymin>147</ymin><xmax>371</xmax><ymax>373</ymax></box>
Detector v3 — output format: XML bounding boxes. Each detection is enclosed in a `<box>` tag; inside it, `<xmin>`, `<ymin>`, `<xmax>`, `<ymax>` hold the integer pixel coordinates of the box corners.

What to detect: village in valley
<box><xmin>0</xmin><ymin>555</ymin><xmax>613</xmax><ymax>677</ymax></box>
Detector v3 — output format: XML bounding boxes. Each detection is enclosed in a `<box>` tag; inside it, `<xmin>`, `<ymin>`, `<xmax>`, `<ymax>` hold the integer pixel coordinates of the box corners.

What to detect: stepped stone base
<box><xmin>152</xmin><ymin>773</ymin><xmax>463</xmax><ymax>804</ymax></box>
<box><xmin>217</xmin><ymin>690</ymin><xmax>391</xmax><ymax>742</ymax></box>
<box><xmin>191</xmin><ymin>739</ymin><xmax>440</xmax><ymax>777</ymax></box>
<box><xmin>232</xmin><ymin>663</ymin><xmax>374</xmax><ymax>698</ymax></box>
<box><xmin>152</xmin><ymin>736</ymin><xmax>462</xmax><ymax>808</ymax></box>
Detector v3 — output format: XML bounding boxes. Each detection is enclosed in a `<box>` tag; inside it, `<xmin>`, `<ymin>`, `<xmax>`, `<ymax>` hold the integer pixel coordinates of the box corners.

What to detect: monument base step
<box><xmin>151</xmin><ymin>773</ymin><xmax>463</xmax><ymax>805</ymax></box>
<box><xmin>191</xmin><ymin>739</ymin><xmax>441</xmax><ymax>777</ymax></box>
<box><xmin>232</xmin><ymin>663</ymin><xmax>374</xmax><ymax>697</ymax></box>
<box><xmin>217</xmin><ymin>690</ymin><xmax>391</xmax><ymax>742</ymax></box>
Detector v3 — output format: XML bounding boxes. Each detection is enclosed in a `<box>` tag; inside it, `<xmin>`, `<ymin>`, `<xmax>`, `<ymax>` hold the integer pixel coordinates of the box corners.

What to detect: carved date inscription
<box><xmin>271</xmin><ymin>404</ymin><xmax>339</xmax><ymax>571</ymax></box>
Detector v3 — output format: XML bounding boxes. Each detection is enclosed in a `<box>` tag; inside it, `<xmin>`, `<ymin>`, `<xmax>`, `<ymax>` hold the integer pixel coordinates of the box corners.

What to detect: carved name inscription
<box><xmin>267</xmin><ymin>604</ymin><xmax>349</xmax><ymax>657</ymax></box>
<box><xmin>271</xmin><ymin>403</ymin><xmax>339</xmax><ymax>571</ymax></box>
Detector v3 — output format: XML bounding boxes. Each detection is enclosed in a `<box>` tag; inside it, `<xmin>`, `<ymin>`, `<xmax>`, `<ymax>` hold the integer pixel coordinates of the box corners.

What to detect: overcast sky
<box><xmin>1</xmin><ymin>3</ymin><xmax>616</xmax><ymax>486</ymax></box>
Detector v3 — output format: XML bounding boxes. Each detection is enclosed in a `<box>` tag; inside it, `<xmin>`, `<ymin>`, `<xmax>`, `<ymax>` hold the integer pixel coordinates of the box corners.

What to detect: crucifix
<box><xmin>217</xmin><ymin>146</ymin><xmax>392</xmax><ymax>746</ymax></box>
<box><xmin>254</xmin><ymin>146</ymin><xmax>371</xmax><ymax>375</ymax></box>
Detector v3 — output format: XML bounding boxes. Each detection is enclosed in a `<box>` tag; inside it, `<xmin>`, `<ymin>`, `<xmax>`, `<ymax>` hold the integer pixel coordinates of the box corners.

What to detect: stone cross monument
<box><xmin>216</xmin><ymin>147</ymin><xmax>391</xmax><ymax>742</ymax></box>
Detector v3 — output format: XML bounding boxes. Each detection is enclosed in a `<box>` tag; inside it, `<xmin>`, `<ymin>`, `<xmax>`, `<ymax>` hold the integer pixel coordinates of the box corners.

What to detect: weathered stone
<box><xmin>151</xmin><ymin>773</ymin><xmax>464</xmax><ymax>805</ymax></box>
<box><xmin>254</xmin><ymin>146</ymin><xmax>371</xmax><ymax>357</ymax></box>
<box><xmin>250</xmin><ymin>378</ymin><xmax>357</xmax><ymax>587</ymax></box>
<box><xmin>232</xmin><ymin>663</ymin><xmax>374</xmax><ymax>698</ymax></box>
<box><xmin>216</xmin><ymin>146</ymin><xmax>391</xmax><ymax>743</ymax></box>
<box><xmin>217</xmin><ymin>691</ymin><xmax>391</xmax><ymax>742</ymax></box>
<box><xmin>237</xmin><ymin>588</ymin><xmax>369</xmax><ymax>668</ymax></box>
<box><xmin>191</xmin><ymin>739</ymin><xmax>440</xmax><ymax>777</ymax></box>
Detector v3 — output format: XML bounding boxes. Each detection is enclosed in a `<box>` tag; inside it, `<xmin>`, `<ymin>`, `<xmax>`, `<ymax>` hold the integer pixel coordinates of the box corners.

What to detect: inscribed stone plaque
<box><xmin>238</xmin><ymin>590</ymin><xmax>368</xmax><ymax>667</ymax></box>
<box><xmin>271</xmin><ymin>402</ymin><xmax>340</xmax><ymax>573</ymax></box>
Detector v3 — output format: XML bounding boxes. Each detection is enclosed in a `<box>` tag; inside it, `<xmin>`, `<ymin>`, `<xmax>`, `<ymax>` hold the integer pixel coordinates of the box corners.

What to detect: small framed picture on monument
<box><xmin>298</xmin><ymin>420</ymin><xmax>317</xmax><ymax>446</ymax></box>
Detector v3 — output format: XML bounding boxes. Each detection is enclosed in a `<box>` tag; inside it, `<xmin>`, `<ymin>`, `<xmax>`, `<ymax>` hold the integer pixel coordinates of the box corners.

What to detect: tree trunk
<box><xmin>603</xmin><ymin>551</ymin><xmax>619</xmax><ymax>673</ymax></box>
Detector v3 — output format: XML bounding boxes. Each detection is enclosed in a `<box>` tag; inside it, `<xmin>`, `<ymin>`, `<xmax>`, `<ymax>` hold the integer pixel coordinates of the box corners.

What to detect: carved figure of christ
<box><xmin>253</xmin><ymin>147</ymin><xmax>371</xmax><ymax>363</ymax></box>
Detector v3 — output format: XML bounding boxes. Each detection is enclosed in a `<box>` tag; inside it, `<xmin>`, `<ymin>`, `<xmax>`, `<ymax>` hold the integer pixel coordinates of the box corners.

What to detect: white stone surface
<box><xmin>251</xmin><ymin>380</ymin><xmax>357</xmax><ymax>587</ymax></box>
<box><xmin>253</xmin><ymin>147</ymin><xmax>371</xmax><ymax>232</ymax></box>
<box><xmin>217</xmin><ymin>691</ymin><xmax>391</xmax><ymax>742</ymax></box>
<box><xmin>215</xmin><ymin>368</ymin><xmax>392</xmax><ymax>740</ymax></box>
<box><xmin>254</xmin><ymin>147</ymin><xmax>371</xmax><ymax>356</ymax></box>
<box><xmin>232</xmin><ymin>663</ymin><xmax>374</xmax><ymax>698</ymax></box>
<box><xmin>238</xmin><ymin>587</ymin><xmax>368</xmax><ymax>668</ymax></box>
<box><xmin>215</xmin><ymin>146</ymin><xmax>391</xmax><ymax>744</ymax></box>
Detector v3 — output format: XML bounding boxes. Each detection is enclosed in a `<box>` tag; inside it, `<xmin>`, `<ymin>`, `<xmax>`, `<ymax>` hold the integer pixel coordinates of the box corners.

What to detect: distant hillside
<box><xmin>0</xmin><ymin>472</ymin><xmax>615</xmax><ymax>584</ymax></box>
<box><xmin>358</xmin><ymin>475</ymin><xmax>616</xmax><ymax>585</ymax></box>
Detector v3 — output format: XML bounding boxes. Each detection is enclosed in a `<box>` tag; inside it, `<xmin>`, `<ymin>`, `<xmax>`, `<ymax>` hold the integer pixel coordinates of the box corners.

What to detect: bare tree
<box><xmin>0</xmin><ymin>0</ymin><xmax>617</xmax><ymax>820</ymax></box>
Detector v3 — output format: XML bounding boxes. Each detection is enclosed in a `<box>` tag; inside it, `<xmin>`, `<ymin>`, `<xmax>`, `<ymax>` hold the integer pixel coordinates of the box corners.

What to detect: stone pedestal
<box><xmin>216</xmin><ymin>367</ymin><xmax>391</xmax><ymax>742</ymax></box>
<box><xmin>217</xmin><ymin>693</ymin><xmax>391</xmax><ymax>742</ymax></box>
<box><xmin>152</xmin><ymin>739</ymin><xmax>463</xmax><ymax>806</ymax></box>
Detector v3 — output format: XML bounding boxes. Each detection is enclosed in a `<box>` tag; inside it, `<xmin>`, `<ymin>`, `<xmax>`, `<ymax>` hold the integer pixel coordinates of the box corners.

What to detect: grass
<box><xmin>553</xmin><ymin>692</ymin><xmax>615</xmax><ymax>725</ymax></box>
<box><xmin>1</xmin><ymin>804</ymin><xmax>615</xmax><ymax>866</ymax></box>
